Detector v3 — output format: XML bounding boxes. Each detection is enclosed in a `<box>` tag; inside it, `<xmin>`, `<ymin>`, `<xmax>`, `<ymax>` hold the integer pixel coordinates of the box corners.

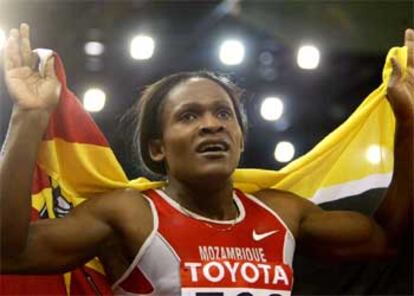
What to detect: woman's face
<box><xmin>149</xmin><ymin>77</ymin><xmax>244</xmax><ymax>184</ymax></box>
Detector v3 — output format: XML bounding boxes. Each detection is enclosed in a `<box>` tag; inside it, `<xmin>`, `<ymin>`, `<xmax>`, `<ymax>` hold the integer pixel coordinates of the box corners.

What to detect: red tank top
<box><xmin>112</xmin><ymin>189</ymin><xmax>295</xmax><ymax>296</ymax></box>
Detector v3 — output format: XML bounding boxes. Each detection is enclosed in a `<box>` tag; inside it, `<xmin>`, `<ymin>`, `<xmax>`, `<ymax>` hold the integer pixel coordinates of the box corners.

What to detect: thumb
<box><xmin>388</xmin><ymin>57</ymin><xmax>403</xmax><ymax>87</ymax></box>
<box><xmin>44</xmin><ymin>56</ymin><xmax>57</xmax><ymax>79</ymax></box>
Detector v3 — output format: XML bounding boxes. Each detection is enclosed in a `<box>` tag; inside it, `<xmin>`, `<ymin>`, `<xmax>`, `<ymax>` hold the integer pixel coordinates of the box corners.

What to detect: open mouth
<box><xmin>196</xmin><ymin>140</ymin><xmax>230</xmax><ymax>156</ymax></box>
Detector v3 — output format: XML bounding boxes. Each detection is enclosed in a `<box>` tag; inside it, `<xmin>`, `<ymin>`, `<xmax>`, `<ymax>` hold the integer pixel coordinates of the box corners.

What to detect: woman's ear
<box><xmin>148</xmin><ymin>139</ymin><xmax>165</xmax><ymax>162</ymax></box>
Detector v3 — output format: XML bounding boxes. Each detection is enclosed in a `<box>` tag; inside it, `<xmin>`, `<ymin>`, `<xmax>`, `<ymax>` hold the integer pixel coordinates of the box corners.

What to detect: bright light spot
<box><xmin>366</xmin><ymin>144</ymin><xmax>384</xmax><ymax>165</ymax></box>
<box><xmin>83</xmin><ymin>88</ymin><xmax>106</xmax><ymax>112</ymax></box>
<box><xmin>297</xmin><ymin>45</ymin><xmax>320</xmax><ymax>69</ymax></box>
<box><xmin>274</xmin><ymin>141</ymin><xmax>295</xmax><ymax>163</ymax></box>
<box><xmin>0</xmin><ymin>29</ymin><xmax>6</xmax><ymax>50</ymax></box>
<box><xmin>130</xmin><ymin>35</ymin><xmax>155</xmax><ymax>60</ymax></box>
<box><xmin>219</xmin><ymin>39</ymin><xmax>245</xmax><ymax>65</ymax></box>
<box><xmin>84</xmin><ymin>41</ymin><xmax>105</xmax><ymax>56</ymax></box>
<box><xmin>260</xmin><ymin>97</ymin><xmax>284</xmax><ymax>121</ymax></box>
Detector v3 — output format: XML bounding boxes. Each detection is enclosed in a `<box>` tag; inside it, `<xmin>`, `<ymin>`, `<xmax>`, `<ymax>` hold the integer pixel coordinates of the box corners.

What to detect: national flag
<box><xmin>0</xmin><ymin>45</ymin><xmax>405</xmax><ymax>295</ymax></box>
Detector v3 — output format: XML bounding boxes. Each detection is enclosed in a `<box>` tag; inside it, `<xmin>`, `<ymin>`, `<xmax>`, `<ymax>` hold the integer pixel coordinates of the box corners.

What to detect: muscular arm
<box><xmin>0</xmin><ymin>107</ymin><xmax>115</xmax><ymax>273</ymax></box>
<box><xmin>373</xmin><ymin>29</ymin><xmax>414</xmax><ymax>244</ymax></box>
<box><xmin>0</xmin><ymin>108</ymin><xmax>51</xmax><ymax>254</ymax></box>
<box><xmin>0</xmin><ymin>24</ymin><xmax>61</xmax><ymax>255</ymax></box>
<box><xmin>256</xmin><ymin>29</ymin><xmax>414</xmax><ymax>262</ymax></box>
<box><xmin>1</xmin><ymin>24</ymin><xmax>154</xmax><ymax>275</ymax></box>
<box><xmin>373</xmin><ymin>122</ymin><xmax>412</xmax><ymax>245</ymax></box>
<box><xmin>0</xmin><ymin>93</ymin><xmax>116</xmax><ymax>272</ymax></box>
<box><xmin>369</xmin><ymin>28</ymin><xmax>414</xmax><ymax>250</ymax></box>
<box><xmin>296</xmin><ymin>199</ymin><xmax>392</xmax><ymax>260</ymax></box>
<box><xmin>0</xmin><ymin>24</ymin><xmax>106</xmax><ymax>268</ymax></box>
<box><xmin>0</xmin><ymin>187</ymin><xmax>153</xmax><ymax>274</ymax></box>
<box><xmin>1</xmin><ymin>195</ymin><xmax>114</xmax><ymax>274</ymax></box>
<box><xmin>256</xmin><ymin>190</ymin><xmax>391</xmax><ymax>261</ymax></box>
<box><xmin>256</xmin><ymin>134</ymin><xmax>409</xmax><ymax>262</ymax></box>
<box><xmin>297</xmin><ymin>112</ymin><xmax>411</xmax><ymax>261</ymax></box>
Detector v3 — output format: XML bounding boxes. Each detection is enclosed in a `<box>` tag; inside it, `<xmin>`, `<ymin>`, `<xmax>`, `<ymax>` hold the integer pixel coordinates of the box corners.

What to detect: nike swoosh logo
<box><xmin>253</xmin><ymin>229</ymin><xmax>279</xmax><ymax>241</ymax></box>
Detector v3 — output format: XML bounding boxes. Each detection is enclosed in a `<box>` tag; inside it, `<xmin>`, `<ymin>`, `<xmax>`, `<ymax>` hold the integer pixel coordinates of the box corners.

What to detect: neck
<box><xmin>164</xmin><ymin>175</ymin><xmax>237</xmax><ymax>221</ymax></box>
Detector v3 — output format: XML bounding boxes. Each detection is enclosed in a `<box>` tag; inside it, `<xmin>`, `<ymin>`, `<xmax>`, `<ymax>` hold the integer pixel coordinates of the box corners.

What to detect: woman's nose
<box><xmin>200</xmin><ymin>114</ymin><xmax>224</xmax><ymax>134</ymax></box>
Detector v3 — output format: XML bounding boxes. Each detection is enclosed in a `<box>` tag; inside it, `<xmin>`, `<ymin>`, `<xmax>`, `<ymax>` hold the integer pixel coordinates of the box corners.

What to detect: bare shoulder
<box><xmin>73</xmin><ymin>188</ymin><xmax>149</xmax><ymax>215</ymax></box>
<box><xmin>74</xmin><ymin>188</ymin><xmax>153</xmax><ymax>235</ymax></box>
<box><xmin>254</xmin><ymin>188</ymin><xmax>316</xmax><ymax>209</ymax></box>
<box><xmin>76</xmin><ymin>188</ymin><xmax>155</xmax><ymax>259</ymax></box>
<box><xmin>254</xmin><ymin>189</ymin><xmax>319</xmax><ymax>238</ymax></box>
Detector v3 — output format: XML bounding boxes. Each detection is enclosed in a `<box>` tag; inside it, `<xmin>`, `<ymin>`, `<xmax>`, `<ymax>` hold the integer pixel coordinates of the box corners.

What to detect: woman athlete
<box><xmin>0</xmin><ymin>24</ymin><xmax>412</xmax><ymax>295</ymax></box>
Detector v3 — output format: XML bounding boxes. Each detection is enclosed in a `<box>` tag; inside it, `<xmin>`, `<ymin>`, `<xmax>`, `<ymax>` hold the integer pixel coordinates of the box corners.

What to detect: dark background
<box><xmin>1</xmin><ymin>0</ymin><xmax>412</xmax><ymax>177</ymax></box>
<box><xmin>0</xmin><ymin>1</ymin><xmax>412</xmax><ymax>295</ymax></box>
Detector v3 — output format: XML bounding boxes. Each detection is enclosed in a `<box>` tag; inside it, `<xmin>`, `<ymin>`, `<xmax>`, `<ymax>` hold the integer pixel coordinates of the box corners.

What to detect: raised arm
<box><xmin>0</xmin><ymin>24</ymin><xmax>126</xmax><ymax>274</ymax></box>
<box><xmin>257</xmin><ymin>29</ymin><xmax>413</xmax><ymax>261</ymax></box>
<box><xmin>308</xmin><ymin>28</ymin><xmax>414</xmax><ymax>259</ymax></box>
<box><xmin>373</xmin><ymin>28</ymin><xmax>414</xmax><ymax>244</ymax></box>
<box><xmin>0</xmin><ymin>23</ymin><xmax>62</xmax><ymax>255</ymax></box>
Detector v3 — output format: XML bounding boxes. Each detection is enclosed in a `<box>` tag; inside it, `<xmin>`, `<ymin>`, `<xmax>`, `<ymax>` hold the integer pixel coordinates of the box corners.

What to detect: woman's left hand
<box><xmin>387</xmin><ymin>28</ymin><xmax>414</xmax><ymax>126</ymax></box>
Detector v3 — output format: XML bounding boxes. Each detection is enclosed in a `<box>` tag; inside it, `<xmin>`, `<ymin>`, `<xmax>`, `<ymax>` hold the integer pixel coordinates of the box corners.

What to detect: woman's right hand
<box><xmin>3</xmin><ymin>23</ymin><xmax>61</xmax><ymax>112</ymax></box>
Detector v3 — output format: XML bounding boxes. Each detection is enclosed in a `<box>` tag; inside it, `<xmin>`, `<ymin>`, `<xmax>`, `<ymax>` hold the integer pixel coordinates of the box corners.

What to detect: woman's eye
<box><xmin>217</xmin><ymin>110</ymin><xmax>232</xmax><ymax>119</ymax></box>
<box><xmin>181</xmin><ymin>112</ymin><xmax>197</xmax><ymax>121</ymax></box>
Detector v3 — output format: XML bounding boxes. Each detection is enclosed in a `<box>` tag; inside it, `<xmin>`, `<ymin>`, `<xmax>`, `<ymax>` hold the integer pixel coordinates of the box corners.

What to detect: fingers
<box><xmin>389</xmin><ymin>57</ymin><xmax>403</xmax><ymax>87</ymax></box>
<box><xmin>3</xmin><ymin>23</ymin><xmax>34</xmax><ymax>72</ymax></box>
<box><xmin>20</xmin><ymin>23</ymin><xmax>33</xmax><ymax>68</ymax></box>
<box><xmin>405</xmin><ymin>28</ymin><xmax>414</xmax><ymax>69</ymax></box>
<box><xmin>4</xmin><ymin>29</ymin><xmax>22</xmax><ymax>70</ymax></box>
<box><xmin>44</xmin><ymin>56</ymin><xmax>57</xmax><ymax>79</ymax></box>
<box><xmin>3</xmin><ymin>35</ymin><xmax>15</xmax><ymax>71</ymax></box>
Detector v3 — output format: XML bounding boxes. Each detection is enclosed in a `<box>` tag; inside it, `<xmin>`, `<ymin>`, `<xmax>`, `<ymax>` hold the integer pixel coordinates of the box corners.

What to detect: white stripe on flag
<box><xmin>310</xmin><ymin>173</ymin><xmax>392</xmax><ymax>204</ymax></box>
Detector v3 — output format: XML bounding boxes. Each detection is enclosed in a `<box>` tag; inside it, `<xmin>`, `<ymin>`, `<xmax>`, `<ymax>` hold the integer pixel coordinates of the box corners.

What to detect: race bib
<box><xmin>180</xmin><ymin>260</ymin><xmax>292</xmax><ymax>296</ymax></box>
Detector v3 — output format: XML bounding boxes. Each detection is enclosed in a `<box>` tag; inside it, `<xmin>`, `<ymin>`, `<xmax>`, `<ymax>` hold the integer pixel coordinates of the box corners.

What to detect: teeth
<box><xmin>201</xmin><ymin>143</ymin><xmax>226</xmax><ymax>152</ymax></box>
<box><xmin>204</xmin><ymin>145</ymin><xmax>222</xmax><ymax>152</ymax></box>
